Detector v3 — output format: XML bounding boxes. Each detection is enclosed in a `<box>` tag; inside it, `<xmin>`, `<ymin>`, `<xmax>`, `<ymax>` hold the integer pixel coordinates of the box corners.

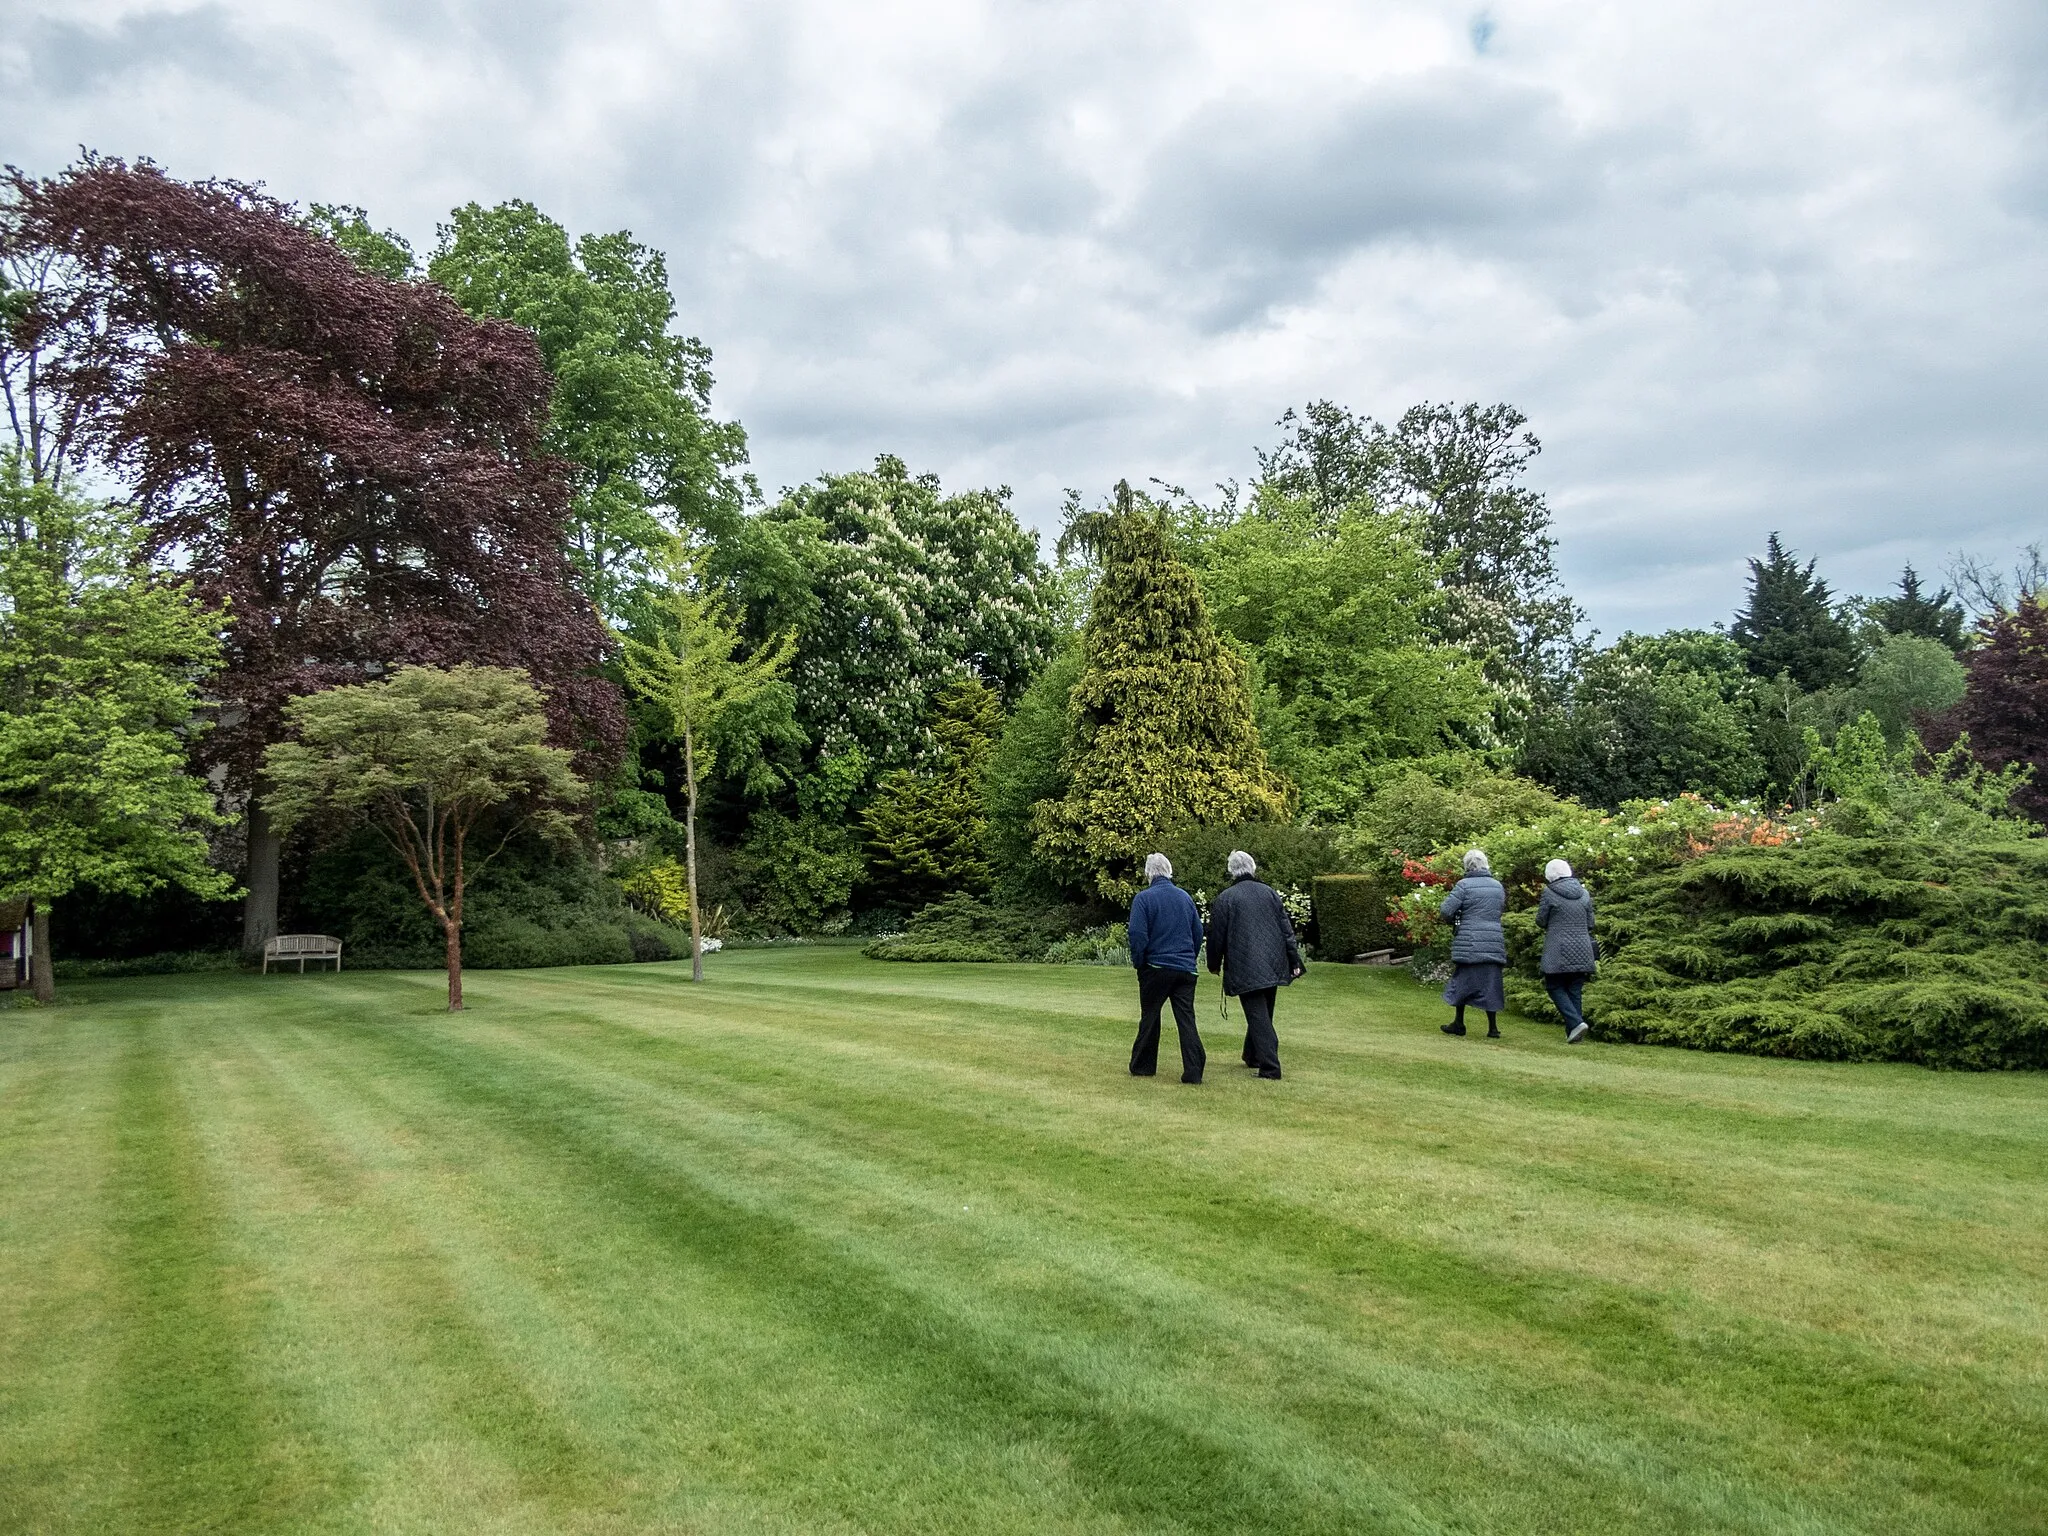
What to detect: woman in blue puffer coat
<box><xmin>1438</xmin><ymin>849</ymin><xmax>1507</xmax><ymax>1039</ymax></box>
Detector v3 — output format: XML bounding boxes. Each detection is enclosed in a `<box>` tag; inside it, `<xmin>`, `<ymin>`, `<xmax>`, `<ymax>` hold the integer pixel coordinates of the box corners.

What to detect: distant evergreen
<box><xmin>1868</xmin><ymin>565</ymin><xmax>1967</xmax><ymax>653</ymax></box>
<box><xmin>1729</xmin><ymin>533</ymin><xmax>1859</xmax><ymax>691</ymax></box>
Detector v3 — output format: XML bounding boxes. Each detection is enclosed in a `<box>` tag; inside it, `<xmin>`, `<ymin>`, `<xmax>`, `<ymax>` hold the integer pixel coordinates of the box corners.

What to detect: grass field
<box><xmin>3</xmin><ymin>951</ymin><xmax>2045</xmax><ymax>1535</ymax></box>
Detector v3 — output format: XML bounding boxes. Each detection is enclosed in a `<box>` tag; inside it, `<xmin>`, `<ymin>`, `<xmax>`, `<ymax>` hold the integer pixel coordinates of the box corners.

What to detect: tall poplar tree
<box><xmin>1035</xmin><ymin>483</ymin><xmax>1286</xmax><ymax>901</ymax></box>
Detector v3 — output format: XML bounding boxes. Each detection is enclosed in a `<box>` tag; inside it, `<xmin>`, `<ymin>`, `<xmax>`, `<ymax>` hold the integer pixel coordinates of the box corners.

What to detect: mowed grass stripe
<box><xmin>243</xmin><ymin>970</ymin><xmax>2011</xmax><ymax>1531</ymax></box>
<box><xmin>487</xmin><ymin>958</ymin><xmax>2048</xmax><ymax>1373</ymax></box>
<box><xmin>1</xmin><ymin>955</ymin><xmax>2043</xmax><ymax>1533</ymax></box>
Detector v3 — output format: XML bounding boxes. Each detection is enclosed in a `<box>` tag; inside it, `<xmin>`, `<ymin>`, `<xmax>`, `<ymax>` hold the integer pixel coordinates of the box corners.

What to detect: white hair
<box><xmin>1462</xmin><ymin>848</ymin><xmax>1491</xmax><ymax>875</ymax></box>
<box><xmin>1227</xmin><ymin>850</ymin><xmax>1256</xmax><ymax>877</ymax></box>
<box><xmin>1144</xmin><ymin>852</ymin><xmax>1173</xmax><ymax>880</ymax></box>
<box><xmin>1545</xmin><ymin>858</ymin><xmax>1574</xmax><ymax>882</ymax></box>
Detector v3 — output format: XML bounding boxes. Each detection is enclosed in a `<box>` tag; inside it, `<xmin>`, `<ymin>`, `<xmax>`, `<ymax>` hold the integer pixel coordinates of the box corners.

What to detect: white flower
<box><xmin>700</xmin><ymin>938</ymin><xmax>724</xmax><ymax>953</ymax></box>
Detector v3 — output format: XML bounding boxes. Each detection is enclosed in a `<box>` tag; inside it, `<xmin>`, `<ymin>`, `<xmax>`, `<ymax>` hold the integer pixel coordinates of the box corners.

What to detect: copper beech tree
<box><xmin>262</xmin><ymin>665</ymin><xmax>584</xmax><ymax>1011</ymax></box>
<box><xmin>0</xmin><ymin>156</ymin><xmax>622</xmax><ymax>956</ymax></box>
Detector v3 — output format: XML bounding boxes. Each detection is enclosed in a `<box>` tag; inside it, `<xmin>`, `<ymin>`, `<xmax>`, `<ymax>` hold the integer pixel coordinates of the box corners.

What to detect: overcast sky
<box><xmin>4</xmin><ymin>0</ymin><xmax>2043</xmax><ymax>634</ymax></box>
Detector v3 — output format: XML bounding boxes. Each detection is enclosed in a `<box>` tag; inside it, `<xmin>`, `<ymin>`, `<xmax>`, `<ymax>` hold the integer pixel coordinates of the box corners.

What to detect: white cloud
<box><xmin>3</xmin><ymin>0</ymin><xmax>2043</xmax><ymax>632</ymax></box>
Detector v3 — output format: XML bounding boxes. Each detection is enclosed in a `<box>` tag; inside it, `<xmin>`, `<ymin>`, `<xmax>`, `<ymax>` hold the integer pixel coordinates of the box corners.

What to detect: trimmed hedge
<box><xmin>1532</xmin><ymin>835</ymin><xmax>2048</xmax><ymax>1069</ymax></box>
<box><xmin>1312</xmin><ymin>874</ymin><xmax>1395</xmax><ymax>961</ymax></box>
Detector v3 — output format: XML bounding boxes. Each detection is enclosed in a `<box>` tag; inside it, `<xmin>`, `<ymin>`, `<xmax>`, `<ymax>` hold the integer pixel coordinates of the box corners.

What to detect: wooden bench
<box><xmin>263</xmin><ymin>934</ymin><xmax>344</xmax><ymax>973</ymax></box>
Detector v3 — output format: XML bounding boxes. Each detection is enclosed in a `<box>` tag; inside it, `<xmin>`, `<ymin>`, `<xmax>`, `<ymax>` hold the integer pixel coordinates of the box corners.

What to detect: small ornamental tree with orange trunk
<box><xmin>262</xmin><ymin>665</ymin><xmax>585</xmax><ymax>1010</ymax></box>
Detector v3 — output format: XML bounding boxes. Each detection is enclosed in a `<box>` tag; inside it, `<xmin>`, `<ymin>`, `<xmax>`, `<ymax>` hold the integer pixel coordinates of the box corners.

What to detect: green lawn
<box><xmin>2</xmin><ymin>953</ymin><xmax>2044</xmax><ymax>1535</ymax></box>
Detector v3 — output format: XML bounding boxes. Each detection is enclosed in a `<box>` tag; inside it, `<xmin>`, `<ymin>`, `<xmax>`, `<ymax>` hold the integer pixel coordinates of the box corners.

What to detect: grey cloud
<box><xmin>1126</xmin><ymin>69</ymin><xmax>1596</xmax><ymax>316</ymax></box>
<box><xmin>24</xmin><ymin>5</ymin><xmax>340</xmax><ymax>105</ymax></box>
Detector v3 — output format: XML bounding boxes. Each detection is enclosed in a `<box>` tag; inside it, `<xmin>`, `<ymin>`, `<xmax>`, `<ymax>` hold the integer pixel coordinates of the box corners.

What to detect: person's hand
<box><xmin>1291</xmin><ymin>966</ymin><xmax>1304</xmax><ymax>979</ymax></box>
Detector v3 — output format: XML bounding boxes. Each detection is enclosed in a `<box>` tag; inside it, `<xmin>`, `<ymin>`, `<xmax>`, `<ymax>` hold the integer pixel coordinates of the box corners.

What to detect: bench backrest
<box><xmin>267</xmin><ymin>934</ymin><xmax>343</xmax><ymax>956</ymax></box>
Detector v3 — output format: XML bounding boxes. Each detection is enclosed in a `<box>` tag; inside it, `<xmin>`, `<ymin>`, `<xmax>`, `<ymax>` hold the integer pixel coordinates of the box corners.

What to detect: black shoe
<box><xmin>1258</xmin><ymin>1070</ymin><xmax>1283</xmax><ymax>1080</ymax></box>
<box><xmin>1130</xmin><ymin>1068</ymin><xmax>1156</xmax><ymax>1077</ymax></box>
<box><xmin>1181</xmin><ymin>1076</ymin><xmax>1203</xmax><ymax>1085</ymax></box>
<box><xmin>1486</xmin><ymin>1025</ymin><xmax>1501</xmax><ymax>1039</ymax></box>
<box><xmin>1441</xmin><ymin>1022</ymin><xmax>1465</xmax><ymax>1036</ymax></box>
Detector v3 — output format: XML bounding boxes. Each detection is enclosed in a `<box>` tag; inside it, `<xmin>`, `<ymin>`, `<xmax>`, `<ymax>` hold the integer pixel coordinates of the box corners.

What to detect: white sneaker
<box><xmin>1567</xmin><ymin>1021</ymin><xmax>1590</xmax><ymax>1045</ymax></box>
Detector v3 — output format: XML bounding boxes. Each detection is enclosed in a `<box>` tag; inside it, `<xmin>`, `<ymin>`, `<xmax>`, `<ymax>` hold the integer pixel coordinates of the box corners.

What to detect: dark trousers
<box><xmin>1131</xmin><ymin>966</ymin><xmax>1205</xmax><ymax>1082</ymax></box>
<box><xmin>1545</xmin><ymin>974</ymin><xmax>1587</xmax><ymax>1030</ymax></box>
<box><xmin>1238</xmin><ymin>986</ymin><xmax>1282</xmax><ymax>1078</ymax></box>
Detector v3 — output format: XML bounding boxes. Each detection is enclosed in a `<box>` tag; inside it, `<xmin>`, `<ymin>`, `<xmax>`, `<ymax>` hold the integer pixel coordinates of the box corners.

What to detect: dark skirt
<box><xmin>1442</xmin><ymin>962</ymin><xmax>1506</xmax><ymax>1012</ymax></box>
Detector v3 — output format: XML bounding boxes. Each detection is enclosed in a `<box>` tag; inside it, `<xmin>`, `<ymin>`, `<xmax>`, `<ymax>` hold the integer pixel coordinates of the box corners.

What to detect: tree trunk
<box><xmin>444</xmin><ymin>919</ymin><xmax>463</xmax><ymax>1011</ymax></box>
<box><xmin>30</xmin><ymin>901</ymin><xmax>54</xmax><ymax>1005</ymax></box>
<box><xmin>685</xmin><ymin>726</ymin><xmax>703</xmax><ymax>983</ymax></box>
<box><xmin>242</xmin><ymin>795</ymin><xmax>281</xmax><ymax>959</ymax></box>
<box><xmin>445</xmin><ymin>826</ymin><xmax>465</xmax><ymax>1011</ymax></box>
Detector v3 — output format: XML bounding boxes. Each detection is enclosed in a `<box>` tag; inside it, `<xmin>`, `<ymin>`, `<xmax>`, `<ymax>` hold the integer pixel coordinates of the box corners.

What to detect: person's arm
<box><xmin>1127</xmin><ymin>893</ymin><xmax>1151</xmax><ymax>968</ymax></box>
<box><xmin>1585</xmin><ymin>892</ymin><xmax>1595</xmax><ymax>933</ymax></box>
<box><xmin>1440</xmin><ymin>882</ymin><xmax>1466</xmax><ymax>923</ymax></box>
<box><xmin>1188</xmin><ymin>898</ymin><xmax>1205</xmax><ymax>970</ymax></box>
<box><xmin>1205</xmin><ymin>893</ymin><xmax>1227</xmax><ymax>973</ymax></box>
<box><xmin>1536</xmin><ymin>889</ymin><xmax>1554</xmax><ymax>930</ymax></box>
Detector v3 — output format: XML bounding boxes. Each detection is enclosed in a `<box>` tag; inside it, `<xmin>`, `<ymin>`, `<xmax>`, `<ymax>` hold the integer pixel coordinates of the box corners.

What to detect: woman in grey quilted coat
<box><xmin>1438</xmin><ymin>849</ymin><xmax>1508</xmax><ymax>1038</ymax></box>
<box><xmin>1536</xmin><ymin>857</ymin><xmax>1596</xmax><ymax>1045</ymax></box>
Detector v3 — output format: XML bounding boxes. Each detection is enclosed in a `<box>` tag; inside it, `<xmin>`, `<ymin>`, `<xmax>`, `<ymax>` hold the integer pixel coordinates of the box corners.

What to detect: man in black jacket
<box><xmin>1205</xmin><ymin>851</ymin><xmax>1304</xmax><ymax>1080</ymax></box>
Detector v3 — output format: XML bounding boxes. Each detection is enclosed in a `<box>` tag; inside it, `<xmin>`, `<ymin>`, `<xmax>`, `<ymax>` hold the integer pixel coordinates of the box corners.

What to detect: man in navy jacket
<box><xmin>1127</xmin><ymin>852</ymin><xmax>1207</xmax><ymax>1083</ymax></box>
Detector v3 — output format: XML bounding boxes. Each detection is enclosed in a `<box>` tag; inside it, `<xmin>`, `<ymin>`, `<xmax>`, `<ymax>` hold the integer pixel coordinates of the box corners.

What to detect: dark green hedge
<box><xmin>1312</xmin><ymin>875</ymin><xmax>1395</xmax><ymax>961</ymax></box>
<box><xmin>1540</xmin><ymin>835</ymin><xmax>2048</xmax><ymax>1069</ymax></box>
<box><xmin>292</xmin><ymin>829</ymin><xmax>692</xmax><ymax>970</ymax></box>
<box><xmin>864</xmin><ymin>895</ymin><xmax>1085</xmax><ymax>963</ymax></box>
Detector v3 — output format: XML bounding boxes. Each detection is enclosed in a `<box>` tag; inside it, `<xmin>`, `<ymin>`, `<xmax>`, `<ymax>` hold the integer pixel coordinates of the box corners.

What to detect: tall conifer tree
<box><xmin>1730</xmin><ymin>533</ymin><xmax>1858</xmax><ymax>691</ymax></box>
<box><xmin>1035</xmin><ymin>483</ymin><xmax>1286</xmax><ymax>900</ymax></box>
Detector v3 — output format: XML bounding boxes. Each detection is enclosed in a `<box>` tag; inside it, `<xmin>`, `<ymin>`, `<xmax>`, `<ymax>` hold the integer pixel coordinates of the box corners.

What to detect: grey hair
<box><xmin>1227</xmin><ymin>849</ymin><xmax>1256</xmax><ymax>877</ymax></box>
<box><xmin>1462</xmin><ymin>848</ymin><xmax>1491</xmax><ymax>874</ymax></box>
<box><xmin>1144</xmin><ymin>852</ymin><xmax>1173</xmax><ymax>880</ymax></box>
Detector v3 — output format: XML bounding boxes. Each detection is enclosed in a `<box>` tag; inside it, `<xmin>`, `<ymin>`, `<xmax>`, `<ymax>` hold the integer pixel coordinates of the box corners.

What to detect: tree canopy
<box><xmin>430</xmin><ymin>200</ymin><xmax>752</xmax><ymax>621</ymax></box>
<box><xmin>0</xmin><ymin>465</ymin><xmax>233</xmax><ymax>1000</ymax></box>
<box><xmin>264</xmin><ymin>665</ymin><xmax>586</xmax><ymax>1010</ymax></box>
<box><xmin>1730</xmin><ymin>533</ymin><xmax>1859</xmax><ymax>692</ymax></box>
<box><xmin>1186</xmin><ymin>488</ymin><xmax>1493</xmax><ymax>820</ymax></box>
<box><xmin>1036</xmin><ymin>484</ymin><xmax>1286</xmax><ymax>900</ymax></box>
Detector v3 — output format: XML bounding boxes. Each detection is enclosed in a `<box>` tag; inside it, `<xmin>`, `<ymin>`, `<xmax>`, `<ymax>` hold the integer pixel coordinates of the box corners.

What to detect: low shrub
<box><xmin>864</xmin><ymin>895</ymin><xmax>1085</xmax><ymax>963</ymax></box>
<box><xmin>1041</xmin><ymin>924</ymin><xmax>1130</xmax><ymax>966</ymax></box>
<box><xmin>1566</xmin><ymin>834</ymin><xmax>2048</xmax><ymax>1068</ymax></box>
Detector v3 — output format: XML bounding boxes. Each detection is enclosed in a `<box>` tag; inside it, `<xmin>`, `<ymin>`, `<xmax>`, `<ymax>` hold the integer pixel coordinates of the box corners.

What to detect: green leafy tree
<box><xmin>429</xmin><ymin>201</ymin><xmax>752</xmax><ymax>621</ymax></box>
<box><xmin>1255</xmin><ymin>399</ymin><xmax>1584</xmax><ymax>729</ymax></box>
<box><xmin>1521</xmin><ymin>631</ymin><xmax>1766</xmax><ymax>807</ymax></box>
<box><xmin>735</xmin><ymin>748</ymin><xmax>871</xmax><ymax>933</ymax></box>
<box><xmin>863</xmin><ymin>678</ymin><xmax>1003</xmax><ymax>908</ymax></box>
<box><xmin>618</xmin><ymin>551</ymin><xmax>795</xmax><ymax>978</ymax></box>
<box><xmin>1851</xmin><ymin>633</ymin><xmax>1967</xmax><ymax>749</ymax></box>
<box><xmin>750</xmin><ymin>455</ymin><xmax>1059</xmax><ymax>789</ymax></box>
<box><xmin>0</xmin><ymin>465</ymin><xmax>233</xmax><ymax>1000</ymax></box>
<box><xmin>1187</xmin><ymin>489</ymin><xmax>1494</xmax><ymax>819</ymax></box>
<box><xmin>983</xmin><ymin>644</ymin><xmax>1084</xmax><ymax>900</ymax></box>
<box><xmin>1730</xmin><ymin>533</ymin><xmax>1859</xmax><ymax>691</ymax></box>
<box><xmin>304</xmin><ymin>203</ymin><xmax>417</xmax><ymax>280</ymax></box>
<box><xmin>263</xmin><ymin>665</ymin><xmax>586</xmax><ymax>1011</ymax></box>
<box><xmin>1036</xmin><ymin>483</ymin><xmax>1286</xmax><ymax>900</ymax></box>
